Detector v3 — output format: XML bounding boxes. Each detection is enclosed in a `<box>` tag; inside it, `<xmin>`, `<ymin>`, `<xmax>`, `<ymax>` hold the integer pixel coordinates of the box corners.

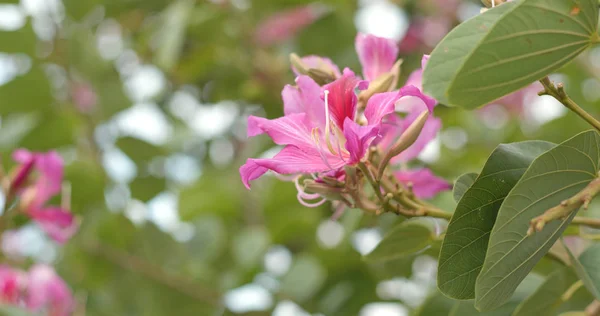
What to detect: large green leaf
<box><xmin>364</xmin><ymin>219</ymin><xmax>435</xmax><ymax>262</ymax></box>
<box><xmin>453</xmin><ymin>172</ymin><xmax>478</xmax><ymax>202</ymax></box>
<box><xmin>564</xmin><ymin>241</ymin><xmax>600</xmax><ymax>300</ymax></box>
<box><xmin>475</xmin><ymin>130</ymin><xmax>600</xmax><ymax>311</ymax></box>
<box><xmin>423</xmin><ymin>0</ymin><xmax>598</xmax><ymax>109</ymax></box>
<box><xmin>438</xmin><ymin>141</ymin><xmax>554</xmax><ymax>299</ymax></box>
<box><xmin>513</xmin><ymin>267</ymin><xmax>579</xmax><ymax>316</ymax></box>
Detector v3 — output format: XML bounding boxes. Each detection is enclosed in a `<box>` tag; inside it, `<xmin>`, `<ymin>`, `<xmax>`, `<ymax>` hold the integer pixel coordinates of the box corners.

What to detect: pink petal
<box><xmin>405</xmin><ymin>55</ymin><xmax>430</xmax><ymax>90</ymax></box>
<box><xmin>322</xmin><ymin>69</ymin><xmax>366</xmax><ymax>129</ymax></box>
<box><xmin>342</xmin><ymin>118</ymin><xmax>379</xmax><ymax>164</ymax></box>
<box><xmin>292</xmin><ymin>55</ymin><xmax>341</xmax><ymax>78</ymax></box>
<box><xmin>282</xmin><ymin>75</ymin><xmax>326</xmax><ymax>127</ymax></box>
<box><xmin>26</xmin><ymin>264</ymin><xmax>73</xmax><ymax>316</ymax></box>
<box><xmin>394</xmin><ymin>168</ymin><xmax>450</xmax><ymax>199</ymax></box>
<box><xmin>394</xmin><ymin>115</ymin><xmax>441</xmax><ymax>163</ymax></box>
<box><xmin>254</xmin><ymin>5</ymin><xmax>325</xmax><ymax>46</ymax></box>
<box><xmin>247</xmin><ymin>113</ymin><xmax>314</xmax><ymax>148</ymax></box>
<box><xmin>395</xmin><ymin>85</ymin><xmax>437</xmax><ymax>114</ymax></box>
<box><xmin>355</xmin><ymin>33</ymin><xmax>399</xmax><ymax>81</ymax></box>
<box><xmin>240</xmin><ymin>145</ymin><xmax>345</xmax><ymax>188</ymax></box>
<box><xmin>29</xmin><ymin>207</ymin><xmax>78</xmax><ymax>244</ymax></box>
<box><xmin>10</xmin><ymin>149</ymin><xmax>36</xmax><ymax>193</ymax></box>
<box><xmin>364</xmin><ymin>84</ymin><xmax>436</xmax><ymax>127</ymax></box>
<box><xmin>0</xmin><ymin>266</ymin><xmax>22</xmax><ymax>304</ymax></box>
<box><xmin>240</xmin><ymin>160</ymin><xmax>269</xmax><ymax>189</ymax></box>
<box><xmin>364</xmin><ymin>91</ymin><xmax>400</xmax><ymax>126</ymax></box>
<box><xmin>31</xmin><ymin>151</ymin><xmax>63</xmax><ymax>209</ymax></box>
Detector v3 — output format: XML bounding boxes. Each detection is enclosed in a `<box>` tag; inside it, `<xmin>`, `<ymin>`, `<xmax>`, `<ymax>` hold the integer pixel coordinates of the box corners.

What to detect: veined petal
<box><xmin>342</xmin><ymin>118</ymin><xmax>379</xmax><ymax>164</ymax></box>
<box><xmin>240</xmin><ymin>145</ymin><xmax>345</xmax><ymax>188</ymax></box>
<box><xmin>292</xmin><ymin>55</ymin><xmax>341</xmax><ymax>78</ymax></box>
<box><xmin>322</xmin><ymin>69</ymin><xmax>366</xmax><ymax>129</ymax></box>
<box><xmin>395</xmin><ymin>85</ymin><xmax>437</xmax><ymax>114</ymax></box>
<box><xmin>247</xmin><ymin>113</ymin><xmax>315</xmax><ymax>148</ymax></box>
<box><xmin>29</xmin><ymin>207</ymin><xmax>77</xmax><ymax>244</ymax></box>
<box><xmin>364</xmin><ymin>91</ymin><xmax>401</xmax><ymax>125</ymax></box>
<box><xmin>394</xmin><ymin>168</ymin><xmax>450</xmax><ymax>199</ymax></box>
<box><xmin>355</xmin><ymin>33</ymin><xmax>399</xmax><ymax>82</ymax></box>
<box><xmin>10</xmin><ymin>149</ymin><xmax>36</xmax><ymax>192</ymax></box>
<box><xmin>282</xmin><ymin>75</ymin><xmax>326</xmax><ymax>127</ymax></box>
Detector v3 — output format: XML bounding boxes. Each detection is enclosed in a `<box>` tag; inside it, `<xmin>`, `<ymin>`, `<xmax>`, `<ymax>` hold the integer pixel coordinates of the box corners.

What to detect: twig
<box><xmin>529</xmin><ymin>176</ymin><xmax>600</xmax><ymax>235</ymax></box>
<box><xmin>83</xmin><ymin>241</ymin><xmax>222</xmax><ymax>306</ymax></box>
<box><xmin>539</xmin><ymin>77</ymin><xmax>600</xmax><ymax>132</ymax></box>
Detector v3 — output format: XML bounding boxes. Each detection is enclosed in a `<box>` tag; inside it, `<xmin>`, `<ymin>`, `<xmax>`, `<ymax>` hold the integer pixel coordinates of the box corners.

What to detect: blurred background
<box><xmin>0</xmin><ymin>0</ymin><xmax>599</xmax><ymax>315</ymax></box>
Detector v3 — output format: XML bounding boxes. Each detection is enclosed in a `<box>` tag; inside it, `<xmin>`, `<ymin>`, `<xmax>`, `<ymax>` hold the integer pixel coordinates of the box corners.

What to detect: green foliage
<box><xmin>476</xmin><ymin>131</ymin><xmax>600</xmax><ymax>311</ymax></box>
<box><xmin>364</xmin><ymin>219</ymin><xmax>435</xmax><ymax>262</ymax></box>
<box><xmin>565</xmin><ymin>241</ymin><xmax>600</xmax><ymax>300</ymax></box>
<box><xmin>453</xmin><ymin>172</ymin><xmax>477</xmax><ymax>202</ymax></box>
<box><xmin>512</xmin><ymin>267</ymin><xmax>579</xmax><ymax>316</ymax></box>
<box><xmin>439</xmin><ymin>141</ymin><xmax>554</xmax><ymax>299</ymax></box>
<box><xmin>423</xmin><ymin>0</ymin><xmax>598</xmax><ymax>109</ymax></box>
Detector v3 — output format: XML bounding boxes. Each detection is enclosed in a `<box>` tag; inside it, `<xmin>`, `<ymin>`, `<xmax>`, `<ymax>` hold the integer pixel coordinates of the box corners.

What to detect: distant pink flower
<box><xmin>399</xmin><ymin>17</ymin><xmax>452</xmax><ymax>53</ymax></box>
<box><xmin>484</xmin><ymin>82</ymin><xmax>543</xmax><ymax>114</ymax></box>
<box><xmin>26</xmin><ymin>265</ymin><xmax>73</xmax><ymax>316</ymax></box>
<box><xmin>254</xmin><ymin>4</ymin><xmax>327</xmax><ymax>46</ymax></box>
<box><xmin>355</xmin><ymin>33</ymin><xmax>399</xmax><ymax>81</ymax></box>
<box><xmin>240</xmin><ymin>69</ymin><xmax>435</xmax><ymax>191</ymax></box>
<box><xmin>0</xmin><ymin>266</ymin><xmax>23</xmax><ymax>304</ymax></box>
<box><xmin>70</xmin><ymin>82</ymin><xmax>97</xmax><ymax>114</ymax></box>
<box><xmin>395</xmin><ymin>169</ymin><xmax>451</xmax><ymax>199</ymax></box>
<box><xmin>11</xmin><ymin>150</ymin><xmax>77</xmax><ymax>243</ymax></box>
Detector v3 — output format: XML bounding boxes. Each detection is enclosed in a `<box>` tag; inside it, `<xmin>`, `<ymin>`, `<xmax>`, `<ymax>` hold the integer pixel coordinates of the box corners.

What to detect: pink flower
<box><xmin>240</xmin><ymin>69</ymin><xmax>436</xmax><ymax>190</ymax></box>
<box><xmin>11</xmin><ymin>150</ymin><xmax>77</xmax><ymax>243</ymax></box>
<box><xmin>70</xmin><ymin>82</ymin><xmax>97</xmax><ymax>114</ymax></box>
<box><xmin>395</xmin><ymin>169</ymin><xmax>451</xmax><ymax>199</ymax></box>
<box><xmin>0</xmin><ymin>266</ymin><xmax>23</xmax><ymax>304</ymax></box>
<box><xmin>254</xmin><ymin>4</ymin><xmax>327</xmax><ymax>46</ymax></box>
<box><xmin>26</xmin><ymin>265</ymin><xmax>73</xmax><ymax>316</ymax></box>
<box><xmin>355</xmin><ymin>33</ymin><xmax>399</xmax><ymax>81</ymax></box>
<box><xmin>372</xmin><ymin>57</ymin><xmax>450</xmax><ymax>198</ymax></box>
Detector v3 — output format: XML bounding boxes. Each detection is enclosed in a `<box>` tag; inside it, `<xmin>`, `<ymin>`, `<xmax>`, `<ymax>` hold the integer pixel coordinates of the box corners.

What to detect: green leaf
<box><xmin>0</xmin><ymin>66</ymin><xmax>53</xmax><ymax>116</ymax></box>
<box><xmin>513</xmin><ymin>267</ymin><xmax>579</xmax><ymax>316</ymax></box>
<box><xmin>453</xmin><ymin>172</ymin><xmax>478</xmax><ymax>202</ymax></box>
<box><xmin>423</xmin><ymin>0</ymin><xmax>598</xmax><ymax>109</ymax></box>
<box><xmin>438</xmin><ymin>141</ymin><xmax>554</xmax><ymax>299</ymax></box>
<box><xmin>364</xmin><ymin>220</ymin><xmax>434</xmax><ymax>262</ymax></box>
<box><xmin>475</xmin><ymin>130</ymin><xmax>600</xmax><ymax>311</ymax></box>
<box><xmin>564</xmin><ymin>241</ymin><xmax>600</xmax><ymax>300</ymax></box>
<box><xmin>130</xmin><ymin>175</ymin><xmax>166</xmax><ymax>202</ymax></box>
<box><xmin>116</xmin><ymin>137</ymin><xmax>165</xmax><ymax>162</ymax></box>
<box><xmin>414</xmin><ymin>291</ymin><xmax>455</xmax><ymax>316</ymax></box>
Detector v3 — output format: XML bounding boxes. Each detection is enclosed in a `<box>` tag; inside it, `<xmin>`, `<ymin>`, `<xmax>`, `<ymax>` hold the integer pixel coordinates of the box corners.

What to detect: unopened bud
<box><xmin>304</xmin><ymin>180</ymin><xmax>345</xmax><ymax>200</ymax></box>
<box><xmin>481</xmin><ymin>0</ymin><xmax>507</xmax><ymax>8</ymax></box>
<box><xmin>377</xmin><ymin>111</ymin><xmax>430</xmax><ymax>180</ymax></box>
<box><xmin>358</xmin><ymin>72</ymin><xmax>394</xmax><ymax>107</ymax></box>
<box><xmin>290</xmin><ymin>53</ymin><xmax>309</xmax><ymax>75</ymax></box>
<box><xmin>308</xmin><ymin>68</ymin><xmax>335</xmax><ymax>85</ymax></box>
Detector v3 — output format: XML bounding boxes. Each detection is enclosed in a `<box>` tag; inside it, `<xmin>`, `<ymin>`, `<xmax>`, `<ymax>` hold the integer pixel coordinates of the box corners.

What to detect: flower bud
<box><xmin>290</xmin><ymin>53</ymin><xmax>309</xmax><ymax>75</ymax></box>
<box><xmin>378</xmin><ymin>111</ymin><xmax>430</xmax><ymax>179</ymax></box>
<box><xmin>303</xmin><ymin>180</ymin><xmax>345</xmax><ymax>200</ymax></box>
<box><xmin>307</xmin><ymin>68</ymin><xmax>336</xmax><ymax>85</ymax></box>
<box><xmin>358</xmin><ymin>72</ymin><xmax>395</xmax><ymax>107</ymax></box>
<box><xmin>481</xmin><ymin>0</ymin><xmax>507</xmax><ymax>8</ymax></box>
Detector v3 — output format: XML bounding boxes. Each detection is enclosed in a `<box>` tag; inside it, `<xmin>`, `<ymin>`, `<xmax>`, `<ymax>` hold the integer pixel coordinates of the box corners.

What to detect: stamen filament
<box><xmin>323</xmin><ymin>90</ymin><xmax>338</xmax><ymax>155</ymax></box>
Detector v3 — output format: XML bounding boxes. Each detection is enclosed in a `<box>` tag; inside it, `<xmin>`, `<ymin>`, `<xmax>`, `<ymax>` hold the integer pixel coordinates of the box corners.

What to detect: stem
<box><xmin>539</xmin><ymin>77</ymin><xmax>600</xmax><ymax>132</ymax></box>
<box><xmin>358</xmin><ymin>162</ymin><xmax>384</xmax><ymax>203</ymax></box>
<box><xmin>83</xmin><ymin>241</ymin><xmax>222</xmax><ymax>306</ymax></box>
<box><xmin>561</xmin><ymin>280</ymin><xmax>584</xmax><ymax>302</ymax></box>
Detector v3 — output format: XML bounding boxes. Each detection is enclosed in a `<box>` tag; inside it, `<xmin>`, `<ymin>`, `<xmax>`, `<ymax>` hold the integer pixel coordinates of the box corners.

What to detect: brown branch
<box><xmin>83</xmin><ymin>241</ymin><xmax>222</xmax><ymax>306</ymax></box>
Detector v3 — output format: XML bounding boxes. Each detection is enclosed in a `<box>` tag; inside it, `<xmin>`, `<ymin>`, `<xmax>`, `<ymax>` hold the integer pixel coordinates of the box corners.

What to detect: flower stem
<box><xmin>539</xmin><ymin>77</ymin><xmax>600</xmax><ymax>132</ymax></box>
